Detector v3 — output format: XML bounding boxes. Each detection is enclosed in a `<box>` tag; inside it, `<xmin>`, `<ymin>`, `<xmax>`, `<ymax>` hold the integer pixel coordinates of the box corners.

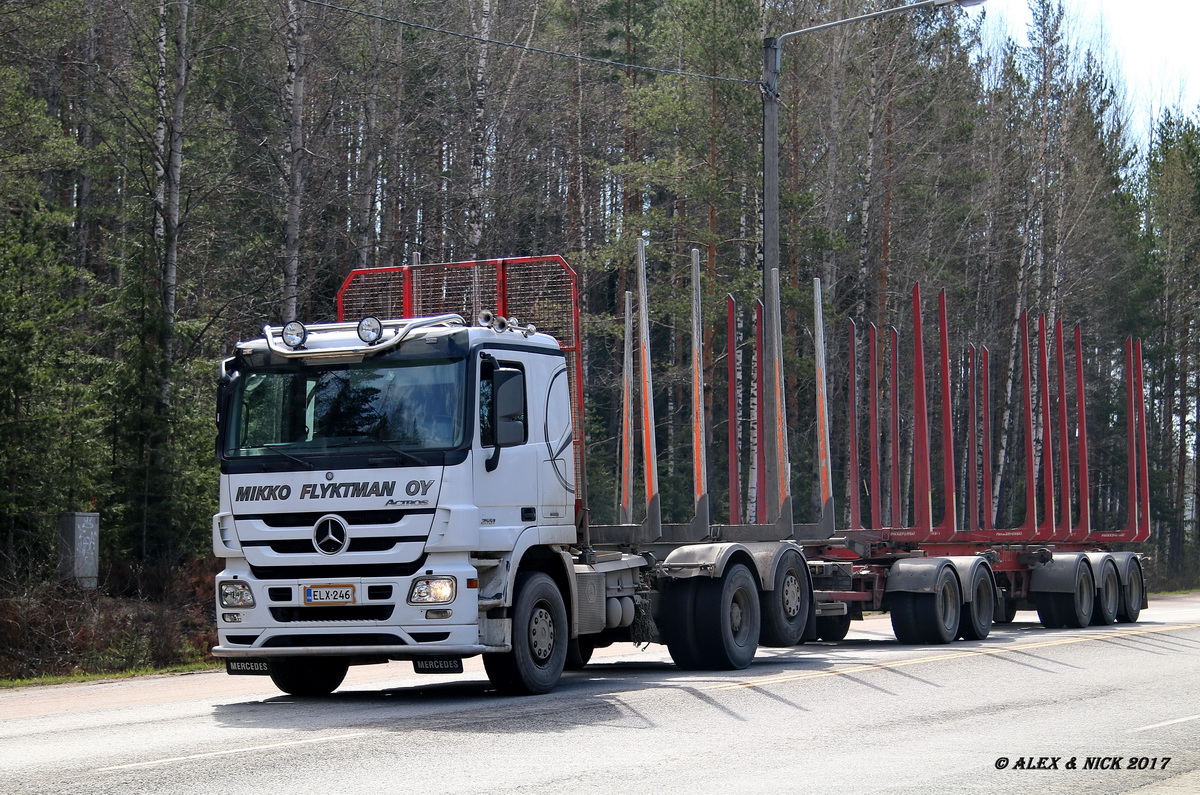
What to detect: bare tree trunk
<box><xmin>467</xmin><ymin>0</ymin><xmax>493</xmax><ymax>251</ymax></box>
<box><xmin>281</xmin><ymin>0</ymin><xmax>307</xmax><ymax>321</ymax></box>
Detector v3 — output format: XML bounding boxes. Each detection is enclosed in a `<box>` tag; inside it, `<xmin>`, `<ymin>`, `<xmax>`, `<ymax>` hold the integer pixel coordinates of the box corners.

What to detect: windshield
<box><xmin>224</xmin><ymin>358</ymin><xmax>466</xmax><ymax>457</ymax></box>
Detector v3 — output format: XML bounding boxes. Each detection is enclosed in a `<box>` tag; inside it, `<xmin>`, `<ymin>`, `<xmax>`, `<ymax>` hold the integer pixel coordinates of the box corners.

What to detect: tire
<box><xmin>660</xmin><ymin>578</ymin><xmax>704</xmax><ymax>670</ymax></box>
<box><xmin>759</xmin><ymin>550</ymin><xmax>811</xmax><ymax>647</ymax></box>
<box><xmin>1038</xmin><ymin>561</ymin><xmax>1095</xmax><ymax>629</ymax></box>
<box><xmin>565</xmin><ymin>636</ymin><xmax>595</xmax><ymax>670</ymax></box>
<box><xmin>890</xmin><ymin>593</ymin><xmax>920</xmax><ymax>643</ymax></box>
<box><xmin>694</xmin><ymin>563</ymin><xmax>761</xmax><ymax>670</ymax></box>
<box><xmin>816</xmin><ymin>612</ymin><xmax>852</xmax><ymax>642</ymax></box>
<box><xmin>1091</xmin><ymin>561</ymin><xmax>1120</xmax><ymax>626</ymax></box>
<box><xmin>994</xmin><ymin>598</ymin><xmax>1018</xmax><ymax>624</ymax></box>
<box><xmin>1060</xmin><ymin>561</ymin><xmax>1095</xmax><ymax>628</ymax></box>
<box><xmin>958</xmin><ymin>567</ymin><xmax>995</xmax><ymax>641</ymax></box>
<box><xmin>483</xmin><ymin>571</ymin><xmax>568</xmax><ymax>695</ymax></box>
<box><xmin>267</xmin><ymin>657</ymin><xmax>349</xmax><ymax>696</ymax></box>
<box><xmin>1036</xmin><ymin>592</ymin><xmax>1065</xmax><ymax>628</ymax></box>
<box><xmin>893</xmin><ymin>566</ymin><xmax>961</xmax><ymax>644</ymax></box>
<box><xmin>1117</xmin><ymin>562</ymin><xmax>1144</xmax><ymax>623</ymax></box>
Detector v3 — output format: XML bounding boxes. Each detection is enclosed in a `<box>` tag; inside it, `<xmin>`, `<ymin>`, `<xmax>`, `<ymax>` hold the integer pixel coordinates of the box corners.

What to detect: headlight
<box><xmin>219</xmin><ymin>581</ymin><xmax>256</xmax><ymax>608</ymax></box>
<box><xmin>357</xmin><ymin>316</ymin><xmax>383</xmax><ymax>344</ymax></box>
<box><xmin>282</xmin><ymin>321</ymin><xmax>308</xmax><ymax>349</ymax></box>
<box><xmin>408</xmin><ymin>577</ymin><xmax>456</xmax><ymax>604</ymax></box>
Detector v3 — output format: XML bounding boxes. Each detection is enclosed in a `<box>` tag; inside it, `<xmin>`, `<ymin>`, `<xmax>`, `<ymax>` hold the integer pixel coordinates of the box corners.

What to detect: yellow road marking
<box><xmin>705</xmin><ymin>622</ymin><xmax>1200</xmax><ymax>692</ymax></box>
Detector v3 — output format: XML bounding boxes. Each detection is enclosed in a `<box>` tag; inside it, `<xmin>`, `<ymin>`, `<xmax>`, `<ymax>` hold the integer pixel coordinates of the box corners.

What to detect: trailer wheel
<box><xmin>1037</xmin><ymin>560</ymin><xmax>1094</xmax><ymax>629</ymax></box>
<box><xmin>994</xmin><ymin>599</ymin><xmax>1018</xmax><ymax>624</ymax></box>
<box><xmin>483</xmin><ymin>571</ymin><xmax>567</xmax><ymax>695</ymax></box>
<box><xmin>1091</xmin><ymin>560</ymin><xmax>1120</xmax><ymax>626</ymax></box>
<box><xmin>695</xmin><ymin>563</ymin><xmax>761</xmax><ymax>669</ymax></box>
<box><xmin>958</xmin><ymin>567</ymin><xmax>995</xmax><ymax>641</ymax></box>
<box><xmin>891</xmin><ymin>566</ymin><xmax>961</xmax><ymax>644</ymax></box>
<box><xmin>661</xmin><ymin>578</ymin><xmax>704</xmax><ymax>670</ymax></box>
<box><xmin>267</xmin><ymin>657</ymin><xmax>349</xmax><ymax>696</ymax></box>
<box><xmin>1117</xmin><ymin>561</ymin><xmax>1144</xmax><ymax>623</ymax></box>
<box><xmin>760</xmin><ymin>550</ymin><xmax>811</xmax><ymax>647</ymax></box>
<box><xmin>815</xmin><ymin>613</ymin><xmax>851</xmax><ymax>642</ymax></box>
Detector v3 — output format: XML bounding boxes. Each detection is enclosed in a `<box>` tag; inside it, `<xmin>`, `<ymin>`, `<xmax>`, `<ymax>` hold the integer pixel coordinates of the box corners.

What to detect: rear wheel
<box><xmin>958</xmin><ymin>567</ymin><xmax>995</xmax><ymax>641</ymax></box>
<box><xmin>694</xmin><ymin>563</ymin><xmax>761</xmax><ymax>670</ymax></box>
<box><xmin>1091</xmin><ymin>561</ymin><xmax>1120</xmax><ymax>626</ymax></box>
<box><xmin>1037</xmin><ymin>561</ymin><xmax>1095</xmax><ymax>629</ymax></box>
<box><xmin>815</xmin><ymin>612</ymin><xmax>852</xmax><ymax>642</ymax></box>
<box><xmin>760</xmin><ymin>550</ymin><xmax>811</xmax><ymax>647</ymax></box>
<box><xmin>1117</xmin><ymin>562</ymin><xmax>1144</xmax><ymax>623</ymax></box>
<box><xmin>661</xmin><ymin>578</ymin><xmax>704</xmax><ymax>670</ymax></box>
<box><xmin>483</xmin><ymin>571</ymin><xmax>567</xmax><ymax>695</ymax></box>
<box><xmin>892</xmin><ymin>566</ymin><xmax>961</xmax><ymax>644</ymax></box>
<box><xmin>267</xmin><ymin>657</ymin><xmax>349</xmax><ymax>696</ymax></box>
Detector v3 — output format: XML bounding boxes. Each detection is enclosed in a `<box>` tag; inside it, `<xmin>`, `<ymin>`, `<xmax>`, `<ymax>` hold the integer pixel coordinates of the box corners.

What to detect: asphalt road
<box><xmin>3</xmin><ymin>594</ymin><xmax>1199</xmax><ymax>794</ymax></box>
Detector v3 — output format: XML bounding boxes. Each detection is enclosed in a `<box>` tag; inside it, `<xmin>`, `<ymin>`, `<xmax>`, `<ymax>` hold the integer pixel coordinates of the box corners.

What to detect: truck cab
<box><xmin>212</xmin><ymin>314</ymin><xmax>579</xmax><ymax>694</ymax></box>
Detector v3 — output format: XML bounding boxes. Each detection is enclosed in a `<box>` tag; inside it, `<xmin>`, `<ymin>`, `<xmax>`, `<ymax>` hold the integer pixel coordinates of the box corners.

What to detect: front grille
<box><xmin>270</xmin><ymin>605</ymin><xmax>395</xmax><ymax>622</ymax></box>
<box><xmin>268</xmin><ymin>587</ymin><xmax>293</xmax><ymax>601</ymax></box>
<box><xmin>367</xmin><ymin>585</ymin><xmax>393</xmax><ymax>600</ymax></box>
<box><xmin>241</xmin><ymin>509</ymin><xmax>434</xmax><ymax>528</ymax></box>
<box><xmin>261</xmin><ymin>633</ymin><xmax>406</xmax><ymax>647</ymax></box>
<box><xmin>250</xmin><ymin>557</ymin><xmax>427</xmax><ymax>580</ymax></box>
<box><xmin>244</xmin><ymin>536</ymin><xmax>422</xmax><ymax>554</ymax></box>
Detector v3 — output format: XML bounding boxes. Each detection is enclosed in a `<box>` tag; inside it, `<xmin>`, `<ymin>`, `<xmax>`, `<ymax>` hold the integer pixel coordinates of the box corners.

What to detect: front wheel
<box><xmin>484</xmin><ymin>571</ymin><xmax>568</xmax><ymax>695</ymax></box>
<box><xmin>267</xmin><ymin>657</ymin><xmax>349</xmax><ymax>696</ymax></box>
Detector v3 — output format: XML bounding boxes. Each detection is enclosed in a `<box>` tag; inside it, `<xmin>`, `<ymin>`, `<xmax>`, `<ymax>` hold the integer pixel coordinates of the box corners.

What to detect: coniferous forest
<box><xmin>1</xmin><ymin>0</ymin><xmax>1198</xmax><ymax>676</ymax></box>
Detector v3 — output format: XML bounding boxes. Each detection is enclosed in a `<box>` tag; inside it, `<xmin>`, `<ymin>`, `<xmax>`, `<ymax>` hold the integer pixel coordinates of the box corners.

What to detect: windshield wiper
<box><xmin>261</xmin><ymin>445</ymin><xmax>314</xmax><ymax>469</ymax></box>
<box><xmin>323</xmin><ymin>439</ymin><xmax>427</xmax><ymax>466</ymax></box>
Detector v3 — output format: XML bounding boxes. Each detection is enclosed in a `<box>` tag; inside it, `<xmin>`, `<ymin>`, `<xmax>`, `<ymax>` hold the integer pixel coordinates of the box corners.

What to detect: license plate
<box><xmin>413</xmin><ymin>658</ymin><xmax>464</xmax><ymax>674</ymax></box>
<box><xmin>304</xmin><ymin>584</ymin><xmax>356</xmax><ymax>605</ymax></box>
<box><xmin>226</xmin><ymin>660</ymin><xmax>270</xmax><ymax>676</ymax></box>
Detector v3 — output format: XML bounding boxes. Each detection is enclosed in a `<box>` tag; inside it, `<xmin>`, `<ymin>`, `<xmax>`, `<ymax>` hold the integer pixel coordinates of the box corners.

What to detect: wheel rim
<box><xmin>781</xmin><ymin>571</ymin><xmax>801</xmax><ymax>619</ymax></box>
<box><xmin>974</xmin><ymin>577</ymin><xmax>994</xmax><ymax>624</ymax></box>
<box><xmin>1101</xmin><ymin>567</ymin><xmax>1119</xmax><ymax>616</ymax></box>
<box><xmin>939</xmin><ymin>576</ymin><xmax>961</xmax><ymax>633</ymax></box>
<box><xmin>529</xmin><ymin>603</ymin><xmax>556</xmax><ymax>664</ymax></box>
<box><xmin>730</xmin><ymin>586</ymin><xmax>753</xmax><ymax>643</ymax></box>
<box><xmin>1126</xmin><ymin>568</ymin><xmax>1142</xmax><ymax>612</ymax></box>
<box><xmin>1075</xmin><ymin>569</ymin><xmax>1092</xmax><ymax>616</ymax></box>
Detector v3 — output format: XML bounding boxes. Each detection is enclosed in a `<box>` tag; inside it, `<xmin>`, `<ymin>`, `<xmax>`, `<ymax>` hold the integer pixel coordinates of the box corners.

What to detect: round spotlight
<box><xmin>522</xmin><ymin>324</ymin><xmax>537</xmax><ymax>338</ymax></box>
<box><xmin>357</xmin><ymin>316</ymin><xmax>384</xmax><ymax>344</ymax></box>
<box><xmin>282</xmin><ymin>321</ymin><xmax>307</xmax><ymax>349</ymax></box>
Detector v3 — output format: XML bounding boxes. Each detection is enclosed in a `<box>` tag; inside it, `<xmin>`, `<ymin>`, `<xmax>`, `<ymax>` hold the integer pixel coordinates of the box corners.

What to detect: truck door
<box><xmin>539</xmin><ymin>365</ymin><xmax>574</xmax><ymax>525</ymax></box>
<box><xmin>474</xmin><ymin>354</ymin><xmax>540</xmax><ymax>537</ymax></box>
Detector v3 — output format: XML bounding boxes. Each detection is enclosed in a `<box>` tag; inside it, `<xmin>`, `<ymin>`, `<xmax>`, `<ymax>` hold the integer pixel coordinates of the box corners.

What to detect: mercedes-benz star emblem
<box><xmin>313</xmin><ymin>517</ymin><xmax>349</xmax><ymax>555</ymax></box>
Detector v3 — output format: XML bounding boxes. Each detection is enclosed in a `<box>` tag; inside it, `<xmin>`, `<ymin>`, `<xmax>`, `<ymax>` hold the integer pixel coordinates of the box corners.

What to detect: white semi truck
<box><xmin>212</xmin><ymin>253</ymin><xmax>1148</xmax><ymax>696</ymax></box>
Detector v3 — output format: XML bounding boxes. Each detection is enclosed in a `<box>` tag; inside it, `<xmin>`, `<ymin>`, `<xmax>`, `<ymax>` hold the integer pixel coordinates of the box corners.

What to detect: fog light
<box><xmin>219</xmin><ymin>581</ymin><xmax>256</xmax><ymax>608</ymax></box>
<box><xmin>408</xmin><ymin>577</ymin><xmax>455</xmax><ymax>604</ymax></box>
<box><xmin>222</xmin><ymin>612</ymin><xmax>243</xmax><ymax>623</ymax></box>
<box><xmin>425</xmin><ymin>609</ymin><xmax>453</xmax><ymax>620</ymax></box>
<box><xmin>281</xmin><ymin>321</ymin><xmax>307</xmax><ymax>349</ymax></box>
<box><xmin>357</xmin><ymin>316</ymin><xmax>384</xmax><ymax>344</ymax></box>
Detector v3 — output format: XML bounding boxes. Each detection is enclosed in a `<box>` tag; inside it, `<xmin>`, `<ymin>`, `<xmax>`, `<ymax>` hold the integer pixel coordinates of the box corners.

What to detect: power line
<box><xmin>300</xmin><ymin>0</ymin><xmax>760</xmax><ymax>87</ymax></box>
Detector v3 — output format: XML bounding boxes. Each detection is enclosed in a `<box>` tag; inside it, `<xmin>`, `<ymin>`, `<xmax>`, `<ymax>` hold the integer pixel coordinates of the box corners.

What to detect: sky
<box><xmin>960</xmin><ymin>0</ymin><xmax>1200</xmax><ymax>144</ymax></box>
